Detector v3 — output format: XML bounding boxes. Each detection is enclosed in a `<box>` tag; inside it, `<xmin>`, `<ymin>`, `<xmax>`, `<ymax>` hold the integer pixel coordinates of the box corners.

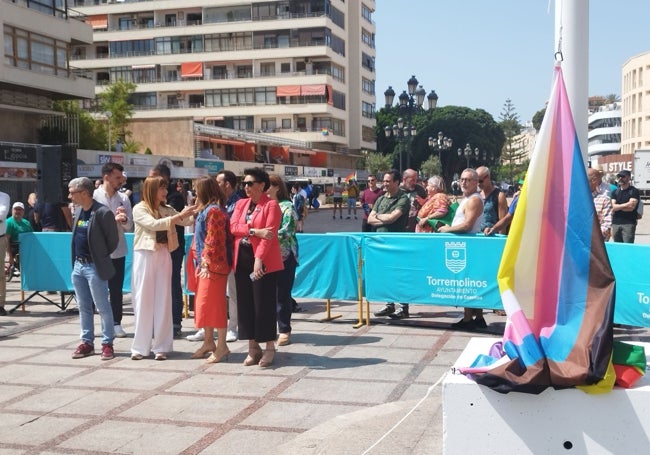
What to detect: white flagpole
<box><xmin>555</xmin><ymin>0</ymin><xmax>589</xmax><ymax>166</ymax></box>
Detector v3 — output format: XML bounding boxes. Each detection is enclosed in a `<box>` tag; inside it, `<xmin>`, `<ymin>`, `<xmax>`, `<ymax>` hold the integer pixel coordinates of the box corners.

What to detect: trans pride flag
<box><xmin>463</xmin><ymin>66</ymin><xmax>616</xmax><ymax>394</ymax></box>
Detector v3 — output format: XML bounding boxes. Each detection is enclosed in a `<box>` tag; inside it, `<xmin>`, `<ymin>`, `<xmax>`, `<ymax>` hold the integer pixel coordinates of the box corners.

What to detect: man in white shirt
<box><xmin>0</xmin><ymin>191</ymin><xmax>10</xmax><ymax>315</ymax></box>
<box><xmin>93</xmin><ymin>163</ymin><xmax>133</xmax><ymax>337</ymax></box>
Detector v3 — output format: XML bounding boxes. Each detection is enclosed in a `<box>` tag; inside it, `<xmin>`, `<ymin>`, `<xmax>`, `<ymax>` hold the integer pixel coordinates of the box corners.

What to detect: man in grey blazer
<box><xmin>68</xmin><ymin>177</ymin><xmax>119</xmax><ymax>360</ymax></box>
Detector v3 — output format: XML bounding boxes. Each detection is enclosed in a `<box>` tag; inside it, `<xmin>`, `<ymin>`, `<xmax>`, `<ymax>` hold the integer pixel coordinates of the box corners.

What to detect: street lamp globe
<box><xmin>384</xmin><ymin>86</ymin><xmax>395</xmax><ymax>107</ymax></box>
<box><xmin>407</xmin><ymin>75</ymin><xmax>419</xmax><ymax>95</ymax></box>
<box><xmin>427</xmin><ymin>90</ymin><xmax>438</xmax><ymax>110</ymax></box>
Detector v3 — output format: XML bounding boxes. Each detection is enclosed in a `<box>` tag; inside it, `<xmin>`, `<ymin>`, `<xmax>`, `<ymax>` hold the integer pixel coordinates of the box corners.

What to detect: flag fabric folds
<box><xmin>461</xmin><ymin>66</ymin><xmax>616</xmax><ymax>394</ymax></box>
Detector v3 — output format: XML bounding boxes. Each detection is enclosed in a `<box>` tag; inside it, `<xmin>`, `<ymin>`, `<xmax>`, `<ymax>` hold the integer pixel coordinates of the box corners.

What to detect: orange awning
<box><xmin>276</xmin><ymin>85</ymin><xmax>301</xmax><ymax>97</ymax></box>
<box><xmin>209</xmin><ymin>137</ymin><xmax>246</xmax><ymax>147</ymax></box>
<box><xmin>301</xmin><ymin>84</ymin><xmax>326</xmax><ymax>96</ymax></box>
<box><xmin>181</xmin><ymin>62</ymin><xmax>203</xmax><ymax>78</ymax></box>
<box><xmin>87</xmin><ymin>15</ymin><xmax>108</xmax><ymax>29</ymax></box>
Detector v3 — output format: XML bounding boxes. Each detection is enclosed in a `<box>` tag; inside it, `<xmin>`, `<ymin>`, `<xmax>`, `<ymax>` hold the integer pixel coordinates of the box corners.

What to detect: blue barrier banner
<box><xmin>606</xmin><ymin>242</ymin><xmax>650</xmax><ymax>327</ymax></box>
<box><xmin>293</xmin><ymin>234</ymin><xmax>361</xmax><ymax>300</ymax></box>
<box><xmin>363</xmin><ymin>233</ymin><xmax>504</xmax><ymax>309</ymax></box>
<box><xmin>21</xmin><ymin>233</ymin><xmax>133</xmax><ymax>293</ymax></box>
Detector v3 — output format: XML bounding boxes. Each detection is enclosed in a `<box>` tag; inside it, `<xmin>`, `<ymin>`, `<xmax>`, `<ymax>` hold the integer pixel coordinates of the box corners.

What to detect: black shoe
<box><xmin>0</xmin><ymin>307</ymin><xmax>6</xmax><ymax>316</ymax></box>
<box><xmin>374</xmin><ymin>304</ymin><xmax>395</xmax><ymax>317</ymax></box>
<box><xmin>173</xmin><ymin>328</ymin><xmax>183</xmax><ymax>339</ymax></box>
<box><xmin>474</xmin><ymin>317</ymin><xmax>488</xmax><ymax>329</ymax></box>
<box><xmin>451</xmin><ymin>318</ymin><xmax>476</xmax><ymax>331</ymax></box>
<box><xmin>389</xmin><ymin>308</ymin><xmax>409</xmax><ymax>320</ymax></box>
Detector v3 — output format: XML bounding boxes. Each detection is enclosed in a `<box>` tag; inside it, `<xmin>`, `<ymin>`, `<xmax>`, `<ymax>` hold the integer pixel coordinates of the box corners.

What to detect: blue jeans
<box><xmin>72</xmin><ymin>261</ymin><xmax>115</xmax><ymax>345</ymax></box>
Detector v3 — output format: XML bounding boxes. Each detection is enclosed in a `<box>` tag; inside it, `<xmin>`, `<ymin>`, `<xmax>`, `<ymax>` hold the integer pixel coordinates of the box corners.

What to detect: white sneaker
<box><xmin>114</xmin><ymin>325</ymin><xmax>127</xmax><ymax>338</ymax></box>
<box><xmin>226</xmin><ymin>329</ymin><xmax>238</xmax><ymax>342</ymax></box>
<box><xmin>186</xmin><ymin>328</ymin><xmax>205</xmax><ymax>342</ymax></box>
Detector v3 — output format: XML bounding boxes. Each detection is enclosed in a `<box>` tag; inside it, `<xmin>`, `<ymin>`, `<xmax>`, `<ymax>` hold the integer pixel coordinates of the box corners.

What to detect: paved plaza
<box><xmin>1</xmin><ymin>203</ymin><xmax>649</xmax><ymax>454</ymax></box>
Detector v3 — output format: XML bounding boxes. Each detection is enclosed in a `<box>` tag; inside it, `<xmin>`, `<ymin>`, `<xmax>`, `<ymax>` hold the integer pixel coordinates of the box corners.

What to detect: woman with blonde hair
<box><xmin>131</xmin><ymin>176</ymin><xmax>195</xmax><ymax>360</ymax></box>
<box><xmin>190</xmin><ymin>176</ymin><xmax>232</xmax><ymax>363</ymax></box>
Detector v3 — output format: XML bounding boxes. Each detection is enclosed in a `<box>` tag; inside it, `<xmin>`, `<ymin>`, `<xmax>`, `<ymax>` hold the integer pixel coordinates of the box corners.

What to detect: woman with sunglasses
<box><xmin>230</xmin><ymin>168</ymin><xmax>283</xmax><ymax>368</ymax></box>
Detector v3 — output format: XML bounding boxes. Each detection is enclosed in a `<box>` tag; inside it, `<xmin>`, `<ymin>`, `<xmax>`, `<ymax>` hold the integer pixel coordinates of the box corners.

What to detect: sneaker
<box><xmin>100</xmin><ymin>343</ymin><xmax>114</xmax><ymax>360</ymax></box>
<box><xmin>374</xmin><ymin>304</ymin><xmax>395</xmax><ymax>317</ymax></box>
<box><xmin>72</xmin><ymin>342</ymin><xmax>95</xmax><ymax>359</ymax></box>
<box><xmin>186</xmin><ymin>328</ymin><xmax>205</xmax><ymax>342</ymax></box>
<box><xmin>388</xmin><ymin>308</ymin><xmax>409</xmax><ymax>320</ymax></box>
<box><xmin>278</xmin><ymin>333</ymin><xmax>291</xmax><ymax>346</ymax></box>
<box><xmin>114</xmin><ymin>325</ymin><xmax>127</xmax><ymax>338</ymax></box>
<box><xmin>226</xmin><ymin>329</ymin><xmax>238</xmax><ymax>342</ymax></box>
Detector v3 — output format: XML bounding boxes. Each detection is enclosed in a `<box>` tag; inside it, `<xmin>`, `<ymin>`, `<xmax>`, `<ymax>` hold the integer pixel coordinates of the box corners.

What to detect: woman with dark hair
<box><xmin>230</xmin><ymin>167</ymin><xmax>283</xmax><ymax>367</ymax></box>
<box><xmin>131</xmin><ymin>176</ymin><xmax>195</xmax><ymax>360</ymax></box>
<box><xmin>267</xmin><ymin>174</ymin><xmax>298</xmax><ymax>346</ymax></box>
<box><xmin>190</xmin><ymin>176</ymin><xmax>232</xmax><ymax>363</ymax></box>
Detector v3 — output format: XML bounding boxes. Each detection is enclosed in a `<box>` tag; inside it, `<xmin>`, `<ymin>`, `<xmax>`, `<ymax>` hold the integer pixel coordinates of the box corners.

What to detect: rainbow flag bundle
<box><xmin>461</xmin><ymin>66</ymin><xmax>617</xmax><ymax>394</ymax></box>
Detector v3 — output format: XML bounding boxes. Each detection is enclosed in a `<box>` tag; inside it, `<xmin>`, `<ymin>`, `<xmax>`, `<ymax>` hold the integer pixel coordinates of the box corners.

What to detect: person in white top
<box><xmin>438</xmin><ymin>168</ymin><xmax>486</xmax><ymax>330</ymax></box>
<box><xmin>93</xmin><ymin>163</ymin><xmax>133</xmax><ymax>338</ymax></box>
<box><xmin>0</xmin><ymin>191</ymin><xmax>10</xmax><ymax>315</ymax></box>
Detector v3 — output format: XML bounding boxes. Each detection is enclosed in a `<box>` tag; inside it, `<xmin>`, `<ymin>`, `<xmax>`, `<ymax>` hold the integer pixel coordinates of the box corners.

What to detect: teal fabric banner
<box><xmin>363</xmin><ymin>233</ymin><xmax>503</xmax><ymax>308</ymax></box>
<box><xmin>16</xmin><ymin>233</ymin><xmax>650</xmax><ymax>328</ymax></box>
<box><xmin>292</xmin><ymin>234</ymin><xmax>361</xmax><ymax>300</ymax></box>
<box><xmin>606</xmin><ymin>242</ymin><xmax>650</xmax><ymax>328</ymax></box>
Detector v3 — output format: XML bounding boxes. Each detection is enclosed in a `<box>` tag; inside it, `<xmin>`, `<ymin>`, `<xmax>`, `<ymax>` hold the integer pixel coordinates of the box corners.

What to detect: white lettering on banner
<box><xmin>427</xmin><ymin>276</ymin><xmax>489</xmax><ymax>288</ymax></box>
<box><xmin>605</xmin><ymin>161</ymin><xmax>633</xmax><ymax>173</ymax></box>
<box><xmin>638</xmin><ymin>292</ymin><xmax>650</xmax><ymax>305</ymax></box>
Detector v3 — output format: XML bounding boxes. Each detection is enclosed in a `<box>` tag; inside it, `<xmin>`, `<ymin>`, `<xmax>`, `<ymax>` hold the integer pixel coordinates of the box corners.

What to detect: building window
<box><xmin>362</xmin><ymin>77</ymin><xmax>375</xmax><ymax>95</ymax></box>
<box><xmin>260</xmin><ymin>62</ymin><xmax>275</xmax><ymax>76</ymax></box>
<box><xmin>280</xmin><ymin>63</ymin><xmax>291</xmax><ymax>73</ymax></box>
<box><xmin>361</xmin><ymin>28</ymin><xmax>374</xmax><ymax>48</ymax></box>
<box><xmin>3</xmin><ymin>25</ymin><xmax>69</xmax><ymax>76</ymax></box>
<box><xmin>362</xmin><ymin>4</ymin><xmax>373</xmax><ymax>22</ymax></box>
<box><xmin>282</xmin><ymin>118</ymin><xmax>292</xmax><ymax>129</ymax></box>
<box><xmin>362</xmin><ymin>101</ymin><xmax>375</xmax><ymax>118</ymax></box>
<box><xmin>261</xmin><ymin>118</ymin><xmax>276</xmax><ymax>132</ymax></box>
<box><xmin>362</xmin><ymin>126</ymin><xmax>375</xmax><ymax>142</ymax></box>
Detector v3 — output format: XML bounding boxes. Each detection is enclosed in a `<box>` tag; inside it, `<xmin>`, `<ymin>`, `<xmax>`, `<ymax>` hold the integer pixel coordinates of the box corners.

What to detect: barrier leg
<box><xmin>320</xmin><ymin>298</ymin><xmax>342</xmax><ymax>322</ymax></box>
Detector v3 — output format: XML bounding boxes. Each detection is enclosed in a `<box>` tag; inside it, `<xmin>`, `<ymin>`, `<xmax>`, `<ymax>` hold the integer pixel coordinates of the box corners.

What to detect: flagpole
<box><xmin>555</xmin><ymin>0</ymin><xmax>589</xmax><ymax>166</ymax></box>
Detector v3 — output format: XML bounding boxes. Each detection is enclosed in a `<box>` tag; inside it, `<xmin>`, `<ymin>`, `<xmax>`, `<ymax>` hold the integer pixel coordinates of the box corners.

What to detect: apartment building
<box><xmin>622</xmin><ymin>51</ymin><xmax>650</xmax><ymax>156</ymax></box>
<box><xmin>1</xmin><ymin>0</ymin><xmax>95</xmax><ymax>201</ymax></box>
<box><xmin>1</xmin><ymin>0</ymin><xmax>94</xmax><ymax>143</ymax></box>
<box><xmin>71</xmin><ymin>0</ymin><xmax>377</xmax><ymax>171</ymax></box>
<box><xmin>587</xmin><ymin>103</ymin><xmax>621</xmax><ymax>166</ymax></box>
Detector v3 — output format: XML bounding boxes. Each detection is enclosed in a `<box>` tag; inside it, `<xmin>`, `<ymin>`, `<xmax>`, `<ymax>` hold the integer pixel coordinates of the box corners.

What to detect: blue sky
<box><xmin>374</xmin><ymin>0</ymin><xmax>650</xmax><ymax>123</ymax></box>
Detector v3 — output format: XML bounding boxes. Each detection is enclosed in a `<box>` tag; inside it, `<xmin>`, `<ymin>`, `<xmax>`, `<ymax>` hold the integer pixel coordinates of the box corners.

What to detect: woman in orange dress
<box><xmin>191</xmin><ymin>176</ymin><xmax>232</xmax><ymax>363</ymax></box>
<box><xmin>416</xmin><ymin>175</ymin><xmax>450</xmax><ymax>233</ymax></box>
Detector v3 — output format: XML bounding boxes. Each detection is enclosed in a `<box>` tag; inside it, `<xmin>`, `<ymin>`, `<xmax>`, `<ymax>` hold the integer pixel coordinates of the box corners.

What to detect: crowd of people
<box><xmin>1</xmin><ymin>163</ymin><xmax>643</xmax><ymax>346</ymax></box>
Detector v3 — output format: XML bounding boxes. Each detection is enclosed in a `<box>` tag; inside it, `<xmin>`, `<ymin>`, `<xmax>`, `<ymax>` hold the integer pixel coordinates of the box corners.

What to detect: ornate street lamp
<box><xmin>428</xmin><ymin>132</ymin><xmax>453</xmax><ymax>180</ymax></box>
<box><xmin>384</xmin><ymin>75</ymin><xmax>436</xmax><ymax>174</ymax></box>
<box><xmin>458</xmin><ymin>143</ymin><xmax>479</xmax><ymax>168</ymax></box>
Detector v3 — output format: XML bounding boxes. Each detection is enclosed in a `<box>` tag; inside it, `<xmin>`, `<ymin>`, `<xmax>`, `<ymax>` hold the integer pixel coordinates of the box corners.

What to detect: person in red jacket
<box><xmin>230</xmin><ymin>168</ymin><xmax>283</xmax><ymax>368</ymax></box>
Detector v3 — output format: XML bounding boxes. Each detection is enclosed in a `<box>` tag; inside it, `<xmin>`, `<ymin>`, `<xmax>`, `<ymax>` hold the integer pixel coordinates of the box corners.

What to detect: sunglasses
<box><xmin>243</xmin><ymin>181</ymin><xmax>259</xmax><ymax>187</ymax></box>
<box><xmin>368</xmin><ymin>179</ymin><xmax>376</xmax><ymax>182</ymax></box>
<box><xmin>478</xmin><ymin>179</ymin><xmax>485</xmax><ymax>183</ymax></box>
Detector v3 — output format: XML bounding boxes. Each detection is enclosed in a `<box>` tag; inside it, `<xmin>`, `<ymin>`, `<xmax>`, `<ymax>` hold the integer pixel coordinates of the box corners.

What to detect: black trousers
<box><xmin>235</xmin><ymin>243</ymin><xmax>278</xmax><ymax>343</ymax></box>
<box><xmin>108</xmin><ymin>256</ymin><xmax>126</xmax><ymax>324</ymax></box>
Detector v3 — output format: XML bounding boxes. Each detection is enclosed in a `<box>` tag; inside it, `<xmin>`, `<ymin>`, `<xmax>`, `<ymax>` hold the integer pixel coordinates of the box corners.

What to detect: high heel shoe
<box><xmin>191</xmin><ymin>343</ymin><xmax>216</xmax><ymax>359</ymax></box>
<box><xmin>258</xmin><ymin>348</ymin><xmax>276</xmax><ymax>368</ymax></box>
<box><xmin>243</xmin><ymin>346</ymin><xmax>262</xmax><ymax>366</ymax></box>
<box><xmin>206</xmin><ymin>347</ymin><xmax>230</xmax><ymax>364</ymax></box>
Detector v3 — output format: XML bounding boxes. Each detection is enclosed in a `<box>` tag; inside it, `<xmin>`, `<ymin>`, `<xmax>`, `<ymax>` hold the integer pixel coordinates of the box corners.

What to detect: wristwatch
<box><xmin>249</xmin><ymin>228</ymin><xmax>255</xmax><ymax>236</ymax></box>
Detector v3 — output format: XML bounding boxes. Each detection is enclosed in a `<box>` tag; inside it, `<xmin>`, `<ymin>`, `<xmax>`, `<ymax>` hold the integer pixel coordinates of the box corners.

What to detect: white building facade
<box><xmin>622</xmin><ymin>51</ymin><xmax>650</xmax><ymax>156</ymax></box>
<box><xmin>587</xmin><ymin>103</ymin><xmax>621</xmax><ymax>167</ymax></box>
<box><xmin>70</xmin><ymin>0</ymin><xmax>377</xmax><ymax>169</ymax></box>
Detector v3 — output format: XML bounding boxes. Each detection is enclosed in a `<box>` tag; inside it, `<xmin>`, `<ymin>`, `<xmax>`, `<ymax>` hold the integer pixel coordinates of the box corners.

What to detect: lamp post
<box><xmin>384</xmin><ymin>76</ymin><xmax>438</xmax><ymax>174</ymax></box>
<box><xmin>428</xmin><ymin>132</ymin><xmax>453</xmax><ymax>180</ymax></box>
<box><xmin>458</xmin><ymin>143</ymin><xmax>479</xmax><ymax>168</ymax></box>
<box><xmin>105</xmin><ymin>111</ymin><xmax>112</xmax><ymax>152</ymax></box>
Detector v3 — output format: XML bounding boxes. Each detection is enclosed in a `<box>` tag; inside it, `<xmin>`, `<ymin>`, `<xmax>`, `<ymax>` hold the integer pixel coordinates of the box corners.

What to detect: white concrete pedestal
<box><xmin>443</xmin><ymin>338</ymin><xmax>650</xmax><ymax>454</ymax></box>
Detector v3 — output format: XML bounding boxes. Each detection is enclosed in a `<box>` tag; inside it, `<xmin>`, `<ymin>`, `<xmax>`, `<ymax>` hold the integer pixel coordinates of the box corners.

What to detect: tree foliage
<box><xmin>98</xmin><ymin>80</ymin><xmax>137</xmax><ymax>151</ymax></box>
<box><xmin>532</xmin><ymin>108</ymin><xmax>546</xmax><ymax>132</ymax></box>
<box><xmin>498</xmin><ymin>99</ymin><xmax>528</xmax><ymax>184</ymax></box>
<box><xmin>50</xmin><ymin>100</ymin><xmax>106</xmax><ymax>150</ymax></box>
<box><xmin>376</xmin><ymin>104</ymin><xmax>505</xmax><ymax>184</ymax></box>
<box><xmin>364</xmin><ymin>151</ymin><xmax>394</xmax><ymax>175</ymax></box>
<box><xmin>420</xmin><ymin>155</ymin><xmax>441</xmax><ymax>179</ymax></box>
